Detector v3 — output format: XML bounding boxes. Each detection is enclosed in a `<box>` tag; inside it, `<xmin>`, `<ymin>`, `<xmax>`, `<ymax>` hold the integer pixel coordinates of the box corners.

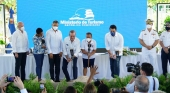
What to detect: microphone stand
<box><xmin>70</xmin><ymin>49</ymin><xmax>74</xmax><ymax>60</ymax></box>
<box><xmin>88</xmin><ymin>44</ymin><xmax>91</xmax><ymax>67</ymax></box>
<box><xmin>115</xmin><ymin>51</ymin><xmax>119</xmax><ymax>62</ymax></box>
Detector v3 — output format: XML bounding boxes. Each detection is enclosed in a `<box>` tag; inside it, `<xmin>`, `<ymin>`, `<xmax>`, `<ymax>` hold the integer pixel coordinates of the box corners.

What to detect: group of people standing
<box><xmin>11</xmin><ymin>19</ymin><xmax>170</xmax><ymax>82</ymax></box>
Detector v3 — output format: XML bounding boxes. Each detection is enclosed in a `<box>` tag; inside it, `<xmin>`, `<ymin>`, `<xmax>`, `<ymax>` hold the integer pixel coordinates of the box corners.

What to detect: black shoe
<box><xmin>66</xmin><ymin>79</ymin><xmax>71</xmax><ymax>82</ymax></box>
<box><xmin>54</xmin><ymin>79</ymin><xmax>60</xmax><ymax>82</ymax></box>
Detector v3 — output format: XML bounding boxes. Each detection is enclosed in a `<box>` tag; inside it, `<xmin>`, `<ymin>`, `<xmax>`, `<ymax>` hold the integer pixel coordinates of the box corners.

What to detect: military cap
<box><xmin>145</xmin><ymin>19</ymin><xmax>154</xmax><ymax>24</ymax></box>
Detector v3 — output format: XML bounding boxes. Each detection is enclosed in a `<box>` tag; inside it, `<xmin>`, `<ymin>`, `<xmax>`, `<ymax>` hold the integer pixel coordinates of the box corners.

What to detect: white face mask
<box><xmin>86</xmin><ymin>38</ymin><xmax>91</xmax><ymax>42</ymax></box>
<box><xmin>53</xmin><ymin>26</ymin><xmax>58</xmax><ymax>30</ymax></box>
<box><xmin>20</xmin><ymin>26</ymin><xmax>25</xmax><ymax>31</ymax></box>
<box><xmin>146</xmin><ymin>25</ymin><xmax>152</xmax><ymax>29</ymax></box>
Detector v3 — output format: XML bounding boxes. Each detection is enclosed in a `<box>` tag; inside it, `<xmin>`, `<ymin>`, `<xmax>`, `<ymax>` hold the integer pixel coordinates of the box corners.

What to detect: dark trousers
<box><xmin>14</xmin><ymin>52</ymin><xmax>27</xmax><ymax>81</ymax></box>
<box><xmin>62</xmin><ymin>57</ymin><xmax>78</xmax><ymax>81</ymax></box>
<box><xmin>34</xmin><ymin>54</ymin><xmax>44</xmax><ymax>79</ymax></box>
<box><xmin>161</xmin><ymin>49</ymin><xmax>170</xmax><ymax>76</ymax></box>
<box><xmin>110</xmin><ymin>56</ymin><xmax>121</xmax><ymax>78</ymax></box>
<box><xmin>48</xmin><ymin>54</ymin><xmax>61</xmax><ymax>81</ymax></box>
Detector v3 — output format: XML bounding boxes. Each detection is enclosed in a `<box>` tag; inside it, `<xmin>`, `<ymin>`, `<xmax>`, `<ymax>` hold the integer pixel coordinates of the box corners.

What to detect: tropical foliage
<box><xmin>5</xmin><ymin>73</ymin><xmax>170</xmax><ymax>93</ymax></box>
<box><xmin>123</xmin><ymin>48</ymin><xmax>138</xmax><ymax>56</ymax></box>
<box><xmin>164</xmin><ymin>16</ymin><xmax>170</xmax><ymax>23</ymax></box>
<box><xmin>148</xmin><ymin>0</ymin><xmax>170</xmax><ymax>7</ymax></box>
<box><xmin>0</xmin><ymin>0</ymin><xmax>17</xmax><ymax>12</ymax></box>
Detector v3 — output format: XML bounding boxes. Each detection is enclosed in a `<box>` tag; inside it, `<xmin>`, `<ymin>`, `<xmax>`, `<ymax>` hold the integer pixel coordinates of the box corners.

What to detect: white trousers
<box><xmin>142</xmin><ymin>52</ymin><xmax>158</xmax><ymax>73</ymax></box>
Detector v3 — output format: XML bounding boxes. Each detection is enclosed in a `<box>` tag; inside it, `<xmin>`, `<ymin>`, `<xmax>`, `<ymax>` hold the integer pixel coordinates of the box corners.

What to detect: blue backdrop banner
<box><xmin>17</xmin><ymin>0</ymin><xmax>147</xmax><ymax>48</ymax></box>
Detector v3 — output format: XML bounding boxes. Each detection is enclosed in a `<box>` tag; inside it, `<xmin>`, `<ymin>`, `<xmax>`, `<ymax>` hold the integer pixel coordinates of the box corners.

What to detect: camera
<box><xmin>126</xmin><ymin>61</ymin><xmax>140</xmax><ymax>76</ymax></box>
<box><xmin>6</xmin><ymin>77</ymin><xmax>15</xmax><ymax>82</ymax></box>
<box><xmin>40</xmin><ymin>83</ymin><xmax>44</xmax><ymax>90</ymax></box>
<box><xmin>94</xmin><ymin>79</ymin><xmax>101</xmax><ymax>87</ymax></box>
<box><xmin>111</xmin><ymin>88</ymin><xmax>125</xmax><ymax>93</ymax></box>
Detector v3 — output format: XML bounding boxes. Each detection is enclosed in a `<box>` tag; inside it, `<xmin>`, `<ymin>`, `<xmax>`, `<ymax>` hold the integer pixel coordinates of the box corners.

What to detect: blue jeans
<box><xmin>110</xmin><ymin>56</ymin><xmax>121</xmax><ymax>78</ymax></box>
<box><xmin>62</xmin><ymin>57</ymin><xmax>78</xmax><ymax>81</ymax></box>
<box><xmin>34</xmin><ymin>54</ymin><xmax>44</xmax><ymax>79</ymax></box>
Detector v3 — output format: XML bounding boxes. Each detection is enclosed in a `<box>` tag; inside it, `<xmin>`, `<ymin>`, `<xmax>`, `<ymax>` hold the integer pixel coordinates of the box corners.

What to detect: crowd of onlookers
<box><xmin>0</xmin><ymin>63</ymin><xmax>167</xmax><ymax>93</ymax></box>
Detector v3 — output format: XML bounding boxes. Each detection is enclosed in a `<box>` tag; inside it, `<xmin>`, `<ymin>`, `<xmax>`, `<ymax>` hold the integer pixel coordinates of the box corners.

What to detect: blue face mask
<box><xmin>110</xmin><ymin>31</ymin><xmax>115</xmax><ymax>36</ymax></box>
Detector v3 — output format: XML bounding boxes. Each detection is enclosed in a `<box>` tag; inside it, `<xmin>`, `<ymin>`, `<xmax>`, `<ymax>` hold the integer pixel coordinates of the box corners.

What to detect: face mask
<box><xmin>20</xmin><ymin>27</ymin><xmax>25</xmax><ymax>31</ymax></box>
<box><xmin>86</xmin><ymin>38</ymin><xmax>91</xmax><ymax>42</ymax></box>
<box><xmin>110</xmin><ymin>31</ymin><xmax>115</xmax><ymax>36</ymax></box>
<box><xmin>146</xmin><ymin>25</ymin><xmax>152</xmax><ymax>28</ymax></box>
<box><xmin>53</xmin><ymin>26</ymin><xmax>58</xmax><ymax>30</ymax></box>
<box><xmin>165</xmin><ymin>27</ymin><xmax>170</xmax><ymax>31</ymax></box>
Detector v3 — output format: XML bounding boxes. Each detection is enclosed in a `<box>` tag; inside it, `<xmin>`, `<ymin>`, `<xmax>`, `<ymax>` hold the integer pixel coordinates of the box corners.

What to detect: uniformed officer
<box><xmin>138</xmin><ymin>19</ymin><xmax>159</xmax><ymax>72</ymax></box>
<box><xmin>160</xmin><ymin>22</ymin><xmax>170</xmax><ymax>76</ymax></box>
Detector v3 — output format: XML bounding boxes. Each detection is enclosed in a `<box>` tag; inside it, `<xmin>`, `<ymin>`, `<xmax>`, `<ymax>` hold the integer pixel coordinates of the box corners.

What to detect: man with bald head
<box><xmin>62</xmin><ymin>30</ymin><xmax>80</xmax><ymax>81</ymax></box>
<box><xmin>12</xmin><ymin>22</ymin><xmax>29</xmax><ymax>81</ymax></box>
<box><xmin>134</xmin><ymin>75</ymin><xmax>149</xmax><ymax>93</ymax></box>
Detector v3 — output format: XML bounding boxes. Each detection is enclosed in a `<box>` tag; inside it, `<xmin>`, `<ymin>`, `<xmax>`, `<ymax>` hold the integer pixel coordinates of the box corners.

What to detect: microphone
<box><xmin>115</xmin><ymin>51</ymin><xmax>119</xmax><ymax>56</ymax></box>
<box><xmin>88</xmin><ymin>44</ymin><xmax>91</xmax><ymax>53</ymax></box>
<box><xmin>70</xmin><ymin>49</ymin><xmax>74</xmax><ymax>60</ymax></box>
<box><xmin>115</xmin><ymin>51</ymin><xmax>120</xmax><ymax>62</ymax></box>
<box><xmin>41</xmin><ymin>39</ymin><xmax>45</xmax><ymax>44</ymax></box>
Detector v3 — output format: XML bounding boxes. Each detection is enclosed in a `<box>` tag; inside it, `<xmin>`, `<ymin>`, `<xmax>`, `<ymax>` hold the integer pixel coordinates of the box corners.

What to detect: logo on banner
<box><xmin>60</xmin><ymin>8</ymin><xmax>104</xmax><ymax>26</ymax></box>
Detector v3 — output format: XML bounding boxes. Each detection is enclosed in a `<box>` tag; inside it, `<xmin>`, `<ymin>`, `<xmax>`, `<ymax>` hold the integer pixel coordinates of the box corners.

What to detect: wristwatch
<box><xmin>168</xmin><ymin>46</ymin><xmax>170</xmax><ymax>49</ymax></box>
<box><xmin>133</xmin><ymin>76</ymin><xmax>136</xmax><ymax>78</ymax></box>
<box><xmin>152</xmin><ymin>45</ymin><xmax>154</xmax><ymax>48</ymax></box>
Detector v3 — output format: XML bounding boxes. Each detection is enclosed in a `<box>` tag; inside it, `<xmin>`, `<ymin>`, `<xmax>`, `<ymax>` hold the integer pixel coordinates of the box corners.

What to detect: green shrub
<box><xmin>73</xmin><ymin>82</ymin><xmax>85</xmax><ymax>93</ymax></box>
<box><xmin>5</xmin><ymin>73</ymin><xmax>170</xmax><ymax>93</ymax></box>
<box><xmin>24</xmin><ymin>80</ymin><xmax>40</xmax><ymax>93</ymax></box>
<box><xmin>55</xmin><ymin>79</ymin><xmax>68</xmax><ymax>93</ymax></box>
<box><xmin>164</xmin><ymin>16</ymin><xmax>170</xmax><ymax>23</ymax></box>
<box><xmin>45</xmin><ymin>80</ymin><xmax>55</xmax><ymax>93</ymax></box>
<box><xmin>44</xmin><ymin>73</ymin><xmax>55</xmax><ymax>93</ymax></box>
<box><xmin>24</xmin><ymin>73</ymin><xmax>40</xmax><ymax>93</ymax></box>
<box><xmin>6</xmin><ymin>83</ymin><xmax>20</xmax><ymax>93</ymax></box>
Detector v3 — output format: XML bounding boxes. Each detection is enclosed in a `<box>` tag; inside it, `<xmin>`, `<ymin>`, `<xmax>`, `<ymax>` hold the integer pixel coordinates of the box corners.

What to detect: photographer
<box><xmin>126</xmin><ymin>63</ymin><xmax>159</xmax><ymax>93</ymax></box>
<box><xmin>0</xmin><ymin>75</ymin><xmax>28</xmax><ymax>93</ymax></box>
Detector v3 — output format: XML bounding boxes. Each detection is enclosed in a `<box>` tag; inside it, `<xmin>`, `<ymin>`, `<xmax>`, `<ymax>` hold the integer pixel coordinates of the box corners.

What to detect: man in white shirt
<box><xmin>138</xmin><ymin>19</ymin><xmax>159</xmax><ymax>71</ymax></box>
<box><xmin>46</xmin><ymin>20</ymin><xmax>63</xmax><ymax>82</ymax></box>
<box><xmin>134</xmin><ymin>75</ymin><xmax>149</xmax><ymax>93</ymax></box>
<box><xmin>160</xmin><ymin>22</ymin><xmax>170</xmax><ymax>76</ymax></box>
<box><xmin>62</xmin><ymin>30</ymin><xmax>80</xmax><ymax>81</ymax></box>
<box><xmin>126</xmin><ymin>63</ymin><xmax>159</xmax><ymax>93</ymax></box>
<box><xmin>105</xmin><ymin>25</ymin><xmax>124</xmax><ymax>78</ymax></box>
<box><xmin>12</xmin><ymin>22</ymin><xmax>29</xmax><ymax>81</ymax></box>
<box><xmin>81</xmin><ymin>32</ymin><xmax>97</xmax><ymax>76</ymax></box>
